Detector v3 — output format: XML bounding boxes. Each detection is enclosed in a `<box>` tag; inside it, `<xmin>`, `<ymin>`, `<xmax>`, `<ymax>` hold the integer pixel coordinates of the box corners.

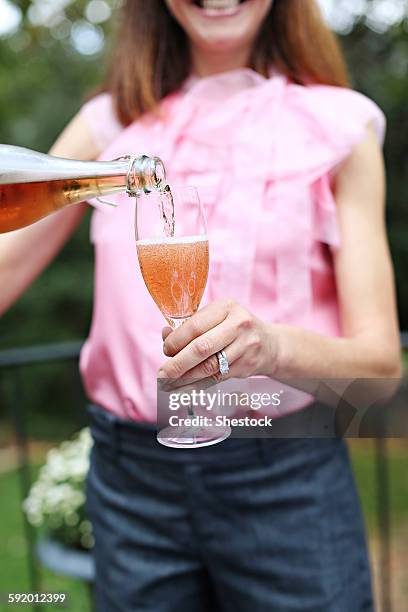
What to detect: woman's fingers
<box><xmin>158</xmin><ymin>317</ymin><xmax>238</xmax><ymax>380</ymax></box>
<box><xmin>159</xmin><ymin>300</ymin><xmax>272</xmax><ymax>383</ymax></box>
<box><xmin>165</xmin><ymin>339</ymin><xmax>244</xmax><ymax>389</ymax></box>
<box><xmin>162</xmin><ymin>326</ymin><xmax>172</xmax><ymax>342</ymax></box>
<box><xmin>162</xmin><ymin>299</ymin><xmax>233</xmax><ymax>357</ymax></box>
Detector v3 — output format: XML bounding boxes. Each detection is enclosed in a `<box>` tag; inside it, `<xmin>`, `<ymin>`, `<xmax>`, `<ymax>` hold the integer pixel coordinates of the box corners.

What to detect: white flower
<box><xmin>80</xmin><ymin>533</ymin><xmax>95</xmax><ymax>550</ymax></box>
<box><xmin>79</xmin><ymin>520</ymin><xmax>92</xmax><ymax>534</ymax></box>
<box><xmin>65</xmin><ymin>512</ymin><xmax>79</xmax><ymax>527</ymax></box>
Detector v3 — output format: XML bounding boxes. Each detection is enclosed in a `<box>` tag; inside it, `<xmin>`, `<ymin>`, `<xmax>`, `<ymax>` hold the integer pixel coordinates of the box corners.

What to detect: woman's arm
<box><xmin>0</xmin><ymin>112</ymin><xmax>101</xmax><ymax>316</ymax></box>
<box><xmin>159</xmin><ymin>126</ymin><xmax>401</xmax><ymax>382</ymax></box>
<box><xmin>273</xmin><ymin>125</ymin><xmax>401</xmax><ymax>379</ymax></box>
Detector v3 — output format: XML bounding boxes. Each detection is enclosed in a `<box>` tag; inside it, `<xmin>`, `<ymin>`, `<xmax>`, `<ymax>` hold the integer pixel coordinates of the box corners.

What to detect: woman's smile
<box><xmin>191</xmin><ymin>0</ymin><xmax>250</xmax><ymax>18</ymax></box>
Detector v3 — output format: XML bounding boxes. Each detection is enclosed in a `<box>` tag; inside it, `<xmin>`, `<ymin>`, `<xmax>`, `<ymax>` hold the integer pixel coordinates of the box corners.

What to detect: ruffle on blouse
<box><xmin>84</xmin><ymin>69</ymin><xmax>385</xmax><ymax>325</ymax></box>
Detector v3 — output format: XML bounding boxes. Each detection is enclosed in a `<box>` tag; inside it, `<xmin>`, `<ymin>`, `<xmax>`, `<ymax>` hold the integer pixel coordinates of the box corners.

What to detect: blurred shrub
<box><xmin>23</xmin><ymin>428</ymin><xmax>93</xmax><ymax>549</ymax></box>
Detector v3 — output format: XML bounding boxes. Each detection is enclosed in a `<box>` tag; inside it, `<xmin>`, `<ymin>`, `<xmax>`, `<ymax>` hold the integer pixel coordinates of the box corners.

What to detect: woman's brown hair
<box><xmin>108</xmin><ymin>0</ymin><xmax>350</xmax><ymax>126</ymax></box>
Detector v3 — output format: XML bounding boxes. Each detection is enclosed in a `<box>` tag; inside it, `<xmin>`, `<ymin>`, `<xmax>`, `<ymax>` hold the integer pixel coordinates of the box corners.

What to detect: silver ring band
<box><xmin>216</xmin><ymin>350</ymin><xmax>229</xmax><ymax>377</ymax></box>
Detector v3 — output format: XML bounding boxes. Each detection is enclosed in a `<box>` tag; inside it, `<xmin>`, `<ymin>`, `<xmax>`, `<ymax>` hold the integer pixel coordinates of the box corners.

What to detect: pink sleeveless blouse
<box><xmin>79</xmin><ymin>69</ymin><xmax>385</xmax><ymax>421</ymax></box>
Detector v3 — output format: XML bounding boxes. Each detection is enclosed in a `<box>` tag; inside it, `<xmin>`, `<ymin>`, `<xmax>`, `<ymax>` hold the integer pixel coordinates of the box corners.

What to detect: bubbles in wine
<box><xmin>136</xmin><ymin>235</ymin><xmax>209</xmax><ymax>327</ymax></box>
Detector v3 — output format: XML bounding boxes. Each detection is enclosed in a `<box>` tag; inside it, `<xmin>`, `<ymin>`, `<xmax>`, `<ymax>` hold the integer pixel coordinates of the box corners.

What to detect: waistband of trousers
<box><xmin>86</xmin><ymin>403</ymin><xmax>290</xmax><ymax>466</ymax></box>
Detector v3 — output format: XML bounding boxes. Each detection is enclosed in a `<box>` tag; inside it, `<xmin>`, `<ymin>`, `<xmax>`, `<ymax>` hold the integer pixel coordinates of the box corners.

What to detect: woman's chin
<box><xmin>191</xmin><ymin>25</ymin><xmax>256</xmax><ymax>54</ymax></box>
<box><xmin>195</xmin><ymin>36</ymin><xmax>247</xmax><ymax>52</ymax></box>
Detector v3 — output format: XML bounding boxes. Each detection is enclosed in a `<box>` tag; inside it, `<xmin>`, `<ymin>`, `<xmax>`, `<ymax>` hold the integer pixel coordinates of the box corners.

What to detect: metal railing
<box><xmin>0</xmin><ymin>337</ymin><xmax>407</xmax><ymax>612</ymax></box>
<box><xmin>0</xmin><ymin>341</ymin><xmax>84</xmax><ymax>611</ymax></box>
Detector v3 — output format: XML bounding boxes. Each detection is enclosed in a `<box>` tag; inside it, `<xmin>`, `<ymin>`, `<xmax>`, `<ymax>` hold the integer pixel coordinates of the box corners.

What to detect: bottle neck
<box><xmin>79</xmin><ymin>155</ymin><xmax>167</xmax><ymax>198</ymax></box>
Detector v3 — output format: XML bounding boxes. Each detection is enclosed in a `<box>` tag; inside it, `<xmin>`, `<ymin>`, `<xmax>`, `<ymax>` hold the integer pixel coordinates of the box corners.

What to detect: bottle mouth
<box><xmin>152</xmin><ymin>157</ymin><xmax>166</xmax><ymax>190</ymax></box>
<box><xmin>126</xmin><ymin>155</ymin><xmax>167</xmax><ymax>195</ymax></box>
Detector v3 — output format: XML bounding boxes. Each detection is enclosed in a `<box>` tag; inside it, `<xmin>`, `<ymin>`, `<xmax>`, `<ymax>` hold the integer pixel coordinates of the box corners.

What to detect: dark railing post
<box><xmin>9</xmin><ymin>368</ymin><xmax>41</xmax><ymax>612</ymax></box>
<box><xmin>375</xmin><ymin>435</ymin><xmax>391</xmax><ymax>612</ymax></box>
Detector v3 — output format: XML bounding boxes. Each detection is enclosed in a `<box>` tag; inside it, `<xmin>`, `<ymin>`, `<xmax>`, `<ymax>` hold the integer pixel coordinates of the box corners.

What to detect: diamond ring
<box><xmin>216</xmin><ymin>350</ymin><xmax>229</xmax><ymax>377</ymax></box>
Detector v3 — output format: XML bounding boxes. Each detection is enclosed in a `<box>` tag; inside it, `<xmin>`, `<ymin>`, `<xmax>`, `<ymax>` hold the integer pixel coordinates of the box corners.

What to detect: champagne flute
<box><xmin>135</xmin><ymin>186</ymin><xmax>231</xmax><ymax>448</ymax></box>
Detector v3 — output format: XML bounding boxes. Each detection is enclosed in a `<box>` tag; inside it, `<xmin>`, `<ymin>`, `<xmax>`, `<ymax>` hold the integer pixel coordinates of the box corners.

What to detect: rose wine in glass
<box><xmin>135</xmin><ymin>186</ymin><xmax>231</xmax><ymax>448</ymax></box>
<box><xmin>137</xmin><ymin>235</ymin><xmax>209</xmax><ymax>328</ymax></box>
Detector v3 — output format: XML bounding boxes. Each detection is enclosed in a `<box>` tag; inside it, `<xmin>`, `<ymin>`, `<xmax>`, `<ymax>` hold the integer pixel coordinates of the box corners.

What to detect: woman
<box><xmin>0</xmin><ymin>0</ymin><xmax>401</xmax><ymax>610</ymax></box>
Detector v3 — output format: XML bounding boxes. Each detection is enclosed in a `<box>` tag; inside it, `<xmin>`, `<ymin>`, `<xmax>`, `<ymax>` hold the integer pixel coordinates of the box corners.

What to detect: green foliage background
<box><xmin>0</xmin><ymin>1</ymin><xmax>407</xmax><ymax>436</ymax></box>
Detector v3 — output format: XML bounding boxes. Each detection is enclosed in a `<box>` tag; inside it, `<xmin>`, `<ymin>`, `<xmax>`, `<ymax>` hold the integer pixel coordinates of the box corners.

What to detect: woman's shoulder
<box><xmin>79</xmin><ymin>92</ymin><xmax>124</xmax><ymax>153</ymax></box>
<box><xmin>284</xmin><ymin>81</ymin><xmax>386</xmax><ymax>147</ymax></box>
<box><xmin>241</xmin><ymin>76</ymin><xmax>387</xmax><ymax>183</ymax></box>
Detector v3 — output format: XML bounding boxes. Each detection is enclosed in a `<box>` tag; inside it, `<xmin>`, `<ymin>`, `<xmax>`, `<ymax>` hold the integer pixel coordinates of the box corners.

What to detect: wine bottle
<box><xmin>0</xmin><ymin>145</ymin><xmax>166</xmax><ymax>233</ymax></box>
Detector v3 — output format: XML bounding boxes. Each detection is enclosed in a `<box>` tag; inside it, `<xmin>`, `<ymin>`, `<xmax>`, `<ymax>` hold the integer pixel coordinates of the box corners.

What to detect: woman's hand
<box><xmin>158</xmin><ymin>299</ymin><xmax>278</xmax><ymax>383</ymax></box>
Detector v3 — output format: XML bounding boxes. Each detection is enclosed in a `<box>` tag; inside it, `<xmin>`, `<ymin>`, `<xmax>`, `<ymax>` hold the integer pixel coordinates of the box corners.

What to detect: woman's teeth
<box><xmin>196</xmin><ymin>0</ymin><xmax>243</xmax><ymax>10</ymax></box>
